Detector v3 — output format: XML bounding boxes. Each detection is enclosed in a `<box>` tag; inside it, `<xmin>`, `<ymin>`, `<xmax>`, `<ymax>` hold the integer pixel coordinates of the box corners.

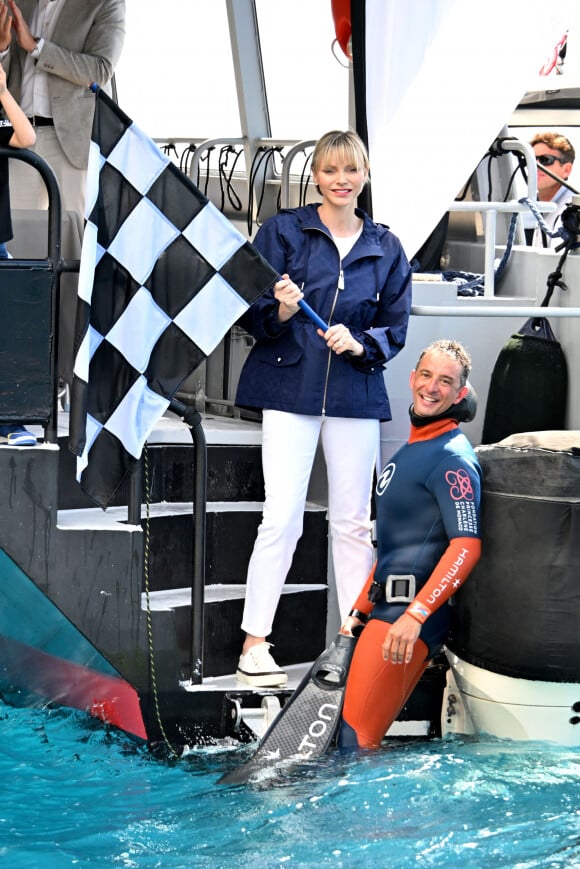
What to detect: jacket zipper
<box><xmin>321</xmin><ymin>266</ymin><xmax>343</xmax><ymax>415</ymax></box>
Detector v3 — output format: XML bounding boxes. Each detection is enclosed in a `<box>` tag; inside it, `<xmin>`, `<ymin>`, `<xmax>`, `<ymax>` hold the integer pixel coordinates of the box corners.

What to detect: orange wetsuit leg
<box><xmin>341</xmin><ymin>619</ymin><xmax>429</xmax><ymax>749</ymax></box>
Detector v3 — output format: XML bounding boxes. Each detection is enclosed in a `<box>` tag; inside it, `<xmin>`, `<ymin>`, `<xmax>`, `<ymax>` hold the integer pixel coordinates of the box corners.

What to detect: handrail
<box><xmin>279</xmin><ymin>139</ymin><xmax>315</xmax><ymax>208</ymax></box>
<box><xmin>168</xmin><ymin>398</ymin><xmax>206</xmax><ymax>686</ymax></box>
<box><xmin>0</xmin><ymin>147</ymin><xmax>62</xmax><ymax>443</ymax></box>
<box><xmin>173</xmin><ymin>132</ymin><xmax>565</xmax><ymax>306</ymax></box>
<box><xmin>189</xmin><ymin>136</ymin><xmax>316</xmax><ymax>208</ymax></box>
<box><xmin>498</xmin><ymin>138</ymin><xmax>539</xmax><ymax>201</ymax></box>
<box><xmin>447</xmin><ymin>201</ymin><xmax>556</xmax><ymax>213</ymax></box>
<box><xmin>412</xmin><ymin>305</ymin><xmax>580</xmax><ymax>318</ymax></box>
<box><xmin>446</xmin><ymin>199</ymin><xmax>557</xmax><ymax>299</ymax></box>
<box><xmin>188</xmin><ymin>136</ymin><xmax>246</xmax><ymax>183</ymax></box>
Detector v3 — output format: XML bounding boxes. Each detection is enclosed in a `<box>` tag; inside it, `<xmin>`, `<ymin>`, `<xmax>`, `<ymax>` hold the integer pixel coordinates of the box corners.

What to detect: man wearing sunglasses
<box><xmin>529</xmin><ymin>132</ymin><xmax>575</xmax><ymax>247</ymax></box>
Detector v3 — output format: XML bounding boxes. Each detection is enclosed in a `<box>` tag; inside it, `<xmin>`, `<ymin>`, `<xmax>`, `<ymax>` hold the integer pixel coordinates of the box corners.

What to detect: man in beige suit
<box><xmin>0</xmin><ymin>0</ymin><xmax>125</xmax><ymax>216</ymax></box>
<box><xmin>0</xmin><ymin>0</ymin><xmax>124</xmax><ymax>386</ymax></box>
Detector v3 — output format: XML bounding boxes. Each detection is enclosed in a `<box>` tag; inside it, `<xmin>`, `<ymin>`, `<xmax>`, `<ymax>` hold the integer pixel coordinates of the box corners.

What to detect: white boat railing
<box><xmin>160</xmin><ymin>134</ymin><xmax>580</xmax><ymax>326</ymax></box>
<box><xmin>188</xmin><ymin>137</ymin><xmax>246</xmax><ymax>184</ymax></box>
<box><xmin>446</xmin><ymin>199</ymin><xmax>557</xmax><ymax>299</ymax></box>
<box><xmin>412</xmin><ymin>305</ymin><xmax>580</xmax><ymax>318</ymax></box>
<box><xmin>279</xmin><ymin>139</ymin><xmax>315</xmax><ymax>206</ymax></box>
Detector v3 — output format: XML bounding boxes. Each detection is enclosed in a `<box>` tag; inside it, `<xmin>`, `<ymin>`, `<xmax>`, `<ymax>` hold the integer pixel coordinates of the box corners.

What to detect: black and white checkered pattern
<box><xmin>69</xmin><ymin>89</ymin><xmax>276</xmax><ymax>508</ymax></box>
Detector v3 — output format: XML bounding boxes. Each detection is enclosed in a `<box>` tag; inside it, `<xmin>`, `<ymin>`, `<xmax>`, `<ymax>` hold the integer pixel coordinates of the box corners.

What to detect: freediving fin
<box><xmin>219</xmin><ymin>631</ymin><xmax>358</xmax><ymax>786</ymax></box>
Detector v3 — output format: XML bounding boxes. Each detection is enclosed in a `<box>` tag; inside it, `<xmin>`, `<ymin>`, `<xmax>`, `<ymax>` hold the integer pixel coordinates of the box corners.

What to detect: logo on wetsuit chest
<box><xmin>376</xmin><ymin>462</ymin><xmax>395</xmax><ymax>496</ymax></box>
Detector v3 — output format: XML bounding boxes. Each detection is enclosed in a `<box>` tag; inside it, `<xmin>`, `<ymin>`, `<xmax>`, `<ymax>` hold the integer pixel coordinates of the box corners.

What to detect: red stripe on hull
<box><xmin>0</xmin><ymin>634</ymin><xmax>148</xmax><ymax>741</ymax></box>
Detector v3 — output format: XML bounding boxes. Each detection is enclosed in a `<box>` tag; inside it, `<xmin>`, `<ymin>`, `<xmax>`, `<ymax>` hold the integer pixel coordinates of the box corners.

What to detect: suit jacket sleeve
<box><xmin>36</xmin><ymin>0</ymin><xmax>126</xmax><ymax>88</ymax></box>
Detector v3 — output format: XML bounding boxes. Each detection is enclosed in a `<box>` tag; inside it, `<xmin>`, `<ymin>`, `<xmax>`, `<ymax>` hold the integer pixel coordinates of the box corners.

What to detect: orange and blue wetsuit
<box><xmin>339</xmin><ymin>416</ymin><xmax>482</xmax><ymax>748</ymax></box>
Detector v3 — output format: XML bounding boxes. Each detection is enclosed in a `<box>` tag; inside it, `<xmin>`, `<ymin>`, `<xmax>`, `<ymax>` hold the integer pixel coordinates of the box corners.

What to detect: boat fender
<box><xmin>481</xmin><ymin>317</ymin><xmax>567</xmax><ymax>444</ymax></box>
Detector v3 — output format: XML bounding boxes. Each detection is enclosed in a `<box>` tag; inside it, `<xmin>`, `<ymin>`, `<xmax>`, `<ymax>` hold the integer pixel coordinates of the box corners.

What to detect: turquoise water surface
<box><xmin>1</xmin><ymin>701</ymin><xmax>579</xmax><ymax>868</ymax></box>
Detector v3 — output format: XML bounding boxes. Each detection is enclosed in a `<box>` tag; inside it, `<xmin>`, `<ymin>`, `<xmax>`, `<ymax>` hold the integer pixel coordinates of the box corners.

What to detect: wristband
<box><xmin>406</xmin><ymin>601</ymin><xmax>430</xmax><ymax>624</ymax></box>
<box><xmin>348</xmin><ymin>608</ymin><xmax>369</xmax><ymax>624</ymax></box>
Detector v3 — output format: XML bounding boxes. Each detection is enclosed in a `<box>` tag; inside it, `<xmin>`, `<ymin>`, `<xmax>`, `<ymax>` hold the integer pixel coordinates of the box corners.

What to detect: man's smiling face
<box><xmin>410</xmin><ymin>350</ymin><xmax>468</xmax><ymax>417</ymax></box>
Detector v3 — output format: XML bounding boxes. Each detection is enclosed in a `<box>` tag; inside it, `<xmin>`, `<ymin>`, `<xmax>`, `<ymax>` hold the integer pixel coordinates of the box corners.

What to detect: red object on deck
<box><xmin>331</xmin><ymin>0</ymin><xmax>352</xmax><ymax>60</ymax></box>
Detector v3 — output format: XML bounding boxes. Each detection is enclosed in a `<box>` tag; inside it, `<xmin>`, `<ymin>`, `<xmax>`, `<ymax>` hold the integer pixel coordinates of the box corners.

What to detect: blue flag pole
<box><xmin>298</xmin><ymin>298</ymin><xmax>329</xmax><ymax>332</ymax></box>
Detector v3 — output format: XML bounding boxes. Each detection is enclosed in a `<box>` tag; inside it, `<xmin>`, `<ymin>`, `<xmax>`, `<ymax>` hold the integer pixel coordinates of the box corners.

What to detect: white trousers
<box><xmin>241</xmin><ymin>410</ymin><xmax>379</xmax><ymax>638</ymax></box>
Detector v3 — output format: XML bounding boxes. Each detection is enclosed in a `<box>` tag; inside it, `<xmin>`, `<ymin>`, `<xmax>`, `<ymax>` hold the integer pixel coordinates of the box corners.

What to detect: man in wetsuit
<box><xmin>338</xmin><ymin>339</ymin><xmax>482</xmax><ymax>749</ymax></box>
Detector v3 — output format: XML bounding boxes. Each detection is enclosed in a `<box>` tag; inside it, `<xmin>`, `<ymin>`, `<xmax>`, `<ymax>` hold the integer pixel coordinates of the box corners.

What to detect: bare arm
<box><xmin>0</xmin><ymin>64</ymin><xmax>35</xmax><ymax>147</ymax></box>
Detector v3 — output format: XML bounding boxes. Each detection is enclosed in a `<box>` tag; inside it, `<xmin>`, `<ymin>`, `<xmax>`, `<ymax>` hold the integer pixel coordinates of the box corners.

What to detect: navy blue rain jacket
<box><xmin>235</xmin><ymin>204</ymin><xmax>412</xmax><ymax>420</ymax></box>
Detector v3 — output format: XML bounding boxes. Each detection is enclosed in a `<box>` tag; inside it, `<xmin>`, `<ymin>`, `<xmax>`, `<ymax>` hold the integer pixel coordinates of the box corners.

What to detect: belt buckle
<box><xmin>385</xmin><ymin>574</ymin><xmax>416</xmax><ymax>603</ymax></box>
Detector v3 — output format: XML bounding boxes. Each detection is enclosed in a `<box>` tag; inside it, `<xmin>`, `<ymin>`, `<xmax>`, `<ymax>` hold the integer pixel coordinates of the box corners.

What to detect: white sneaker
<box><xmin>236</xmin><ymin>642</ymin><xmax>288</xmax><ymax>688</ymax></box>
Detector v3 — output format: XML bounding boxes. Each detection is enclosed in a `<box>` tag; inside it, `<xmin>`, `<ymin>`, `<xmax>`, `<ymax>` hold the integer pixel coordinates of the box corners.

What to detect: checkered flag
<box><xmin>69</xmin><ymin>88</ymin><xmax>277</xmax><ymax>509</ymax></box>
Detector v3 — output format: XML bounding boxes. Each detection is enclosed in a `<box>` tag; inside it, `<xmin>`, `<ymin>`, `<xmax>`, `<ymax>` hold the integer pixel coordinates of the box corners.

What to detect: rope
<box><xmin>440</xmin><ymin>140</ymin><xmax>580</xmax><ymax>297</ymax></box>
<box><xmin>161</xmin><ymin>143</ymin><xmax>179</xmax><ymax>162</ymax></box>
<box><xmin>539</xmin><ymin>242</ymin><xmax>571</xmax><ymax>308</ymax></box>
<box><xmin>519</xmin><ymin>196</ymin><xmax>557</xmax><ymax>243</ymax></box>
<box><xmin>197</xmin><ymin>146</ymin><xmax>215</xmax><ymax>196</ymax></box>
<box><xmin>443</xmin><ymin>208</ymin><xmax>519</xmax><ymax>296</ymax></box>
<box><xmin>519</xmin><ymin>197</ymin><xmax>578</xmax><ymax>308</ymax></box>
<box><xmin>503</xmin><ymin>153</ymin><xmax>528</xmax><ymax>201</ymax></box>
<box><xmin>246</xmin><ymin>146</ymin><xmax>283</xmax><ymax>236</ymax></box>
<box><xmin>494</xmin><ymin>209</ymin><xmax>519</xmax><ymax>283</ymax></box>
<box><xmin>179</xmin><ymin>143</ymin><xmax>197</xmax><ymax>178</ymax></box>
<box><xmin>142</xmin><ymin>444</ymin><xmax>180</xmax><ymax>759</ymax></box>
<box><xmin>247</xmin><ymin>146</ymin><xmax>269</xmax><ymax>235</ymax></box>
<box><xmin>217</xmin><ymin>144</ymin><xmax>244</xmax><ymax>213</ymax></box>
<box><xmin>518</xmin><ymin>197</ymin><xmax>580</xmax><ymax>250</ymax></box>
<box><xmin>298</xmin><ymin>150</ymin><xmax>313</xmax><ymax>206</ymax></box>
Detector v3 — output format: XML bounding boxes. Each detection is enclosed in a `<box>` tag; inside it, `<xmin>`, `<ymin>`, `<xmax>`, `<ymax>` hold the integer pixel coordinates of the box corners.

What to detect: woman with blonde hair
<box><xmin>235</xmin><ymin>130</ymin><xmax>412</xmax><ymax>686</ymax></box>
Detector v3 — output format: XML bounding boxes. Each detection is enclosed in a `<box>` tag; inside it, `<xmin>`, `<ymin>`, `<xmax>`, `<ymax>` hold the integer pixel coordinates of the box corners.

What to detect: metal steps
<box><xmin>56</xmin><ymin>408</ymin><xmax>331</xmax><ymax>683</ymax></box>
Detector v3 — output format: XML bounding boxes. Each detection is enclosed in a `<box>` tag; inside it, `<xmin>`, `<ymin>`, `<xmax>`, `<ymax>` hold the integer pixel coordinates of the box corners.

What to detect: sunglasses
<box><xmin>536</xmin><ymin>154</ymin><xmax>568</xmax><ymax>167</ymax></box>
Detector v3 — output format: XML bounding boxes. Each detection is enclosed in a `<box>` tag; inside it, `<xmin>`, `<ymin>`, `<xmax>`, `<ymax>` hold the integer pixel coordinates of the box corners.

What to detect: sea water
<box><xmin>1</xmin><ymin>701</ymin><xmax>579</xmax><ymax>869</ymax></box>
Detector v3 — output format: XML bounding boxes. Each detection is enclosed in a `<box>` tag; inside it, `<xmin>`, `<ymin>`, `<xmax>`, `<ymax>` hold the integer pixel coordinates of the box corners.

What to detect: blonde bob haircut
<box><xmin>311</xmin><ymin>130</ymin><xmax>370</xmax><ymax>176</ymax></box>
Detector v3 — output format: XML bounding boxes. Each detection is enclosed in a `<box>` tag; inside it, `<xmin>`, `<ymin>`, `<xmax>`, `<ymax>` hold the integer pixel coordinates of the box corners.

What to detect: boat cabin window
<box><xmin>255</xmin><ymin>0</ymin><xmax>349</xmax><ymax>138</ymax></box>
<box><xmin>115</xmin><ymin>1</ymin><xmax>240</xmax><ymax>140</ymax></box>
<box><xmin>115</xmin><ymin>1</ymin><xmax>349</xmax><ymax>144</ymax></box>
